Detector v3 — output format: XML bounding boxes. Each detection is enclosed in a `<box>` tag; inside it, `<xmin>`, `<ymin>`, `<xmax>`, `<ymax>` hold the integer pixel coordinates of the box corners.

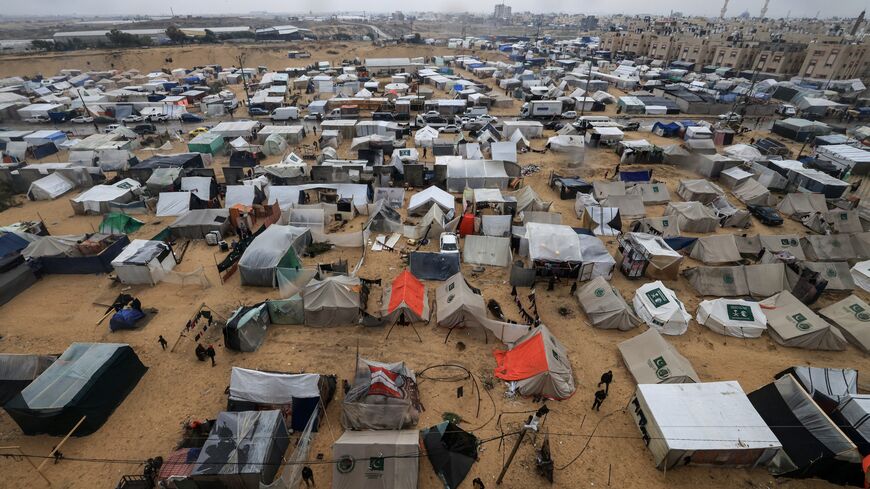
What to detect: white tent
<box><xmin>110</xmin><ymin>239</ymin><xmax>176</xmax><ymax>285</ymax></box>
<box><xmin>490</xmin><ymin>141</ymin><xmax>517</xmax><ymax>163</ymax></box>
<box><xmin>696</xmin><ymin>299</ymin><xmax>767</xmax><ymax>338</ymax></box>
<box><xmin>851</xmin><ymin>260</ymin><xmax>870</xmax><ymax>293</ymax></box>
<box><xmin>414</xmin><ymin>126</ymin><xmax>439</xmax><ymax>148</ymax></box>
<box><xmin>156</xmin><ymin>192</ymin><xmax>192</xmax><ymax>217</ymax></box>
<box><xmin>28</xmin><ymin>173</ymin><xmax>75</xmax><ymax>201</ymax></box>
<box><xmin>408</xmin><ymin>186</ymin><xmax>454</xmax><ymax>216</ymax></box>
<box><xmin>225</xmin><ymin>185</ymin><xmax>256</xmax><ymax>208</ymax></box>
<box><xmin>633</xmin><ymin>281</ymin><xmax>691</xmax><ymax>335</ymax></box>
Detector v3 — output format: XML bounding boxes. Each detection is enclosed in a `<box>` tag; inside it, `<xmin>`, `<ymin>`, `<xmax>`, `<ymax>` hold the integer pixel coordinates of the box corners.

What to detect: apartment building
<box><xmin>799</xmin><ymin>42</ymin><xmax>870</xmax><ymax>80</ymax></box>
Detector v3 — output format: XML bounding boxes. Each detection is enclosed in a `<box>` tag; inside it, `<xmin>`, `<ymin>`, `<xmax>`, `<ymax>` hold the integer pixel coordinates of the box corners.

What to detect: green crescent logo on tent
<box><xmin>826</xmin><ymin>268</ymin><xmax>837</xmax><ymax>278</ymax></box>
<box><xmin>792</xmin><ymin>313</ymin><xmax>810</xmax><ymax>330</ymax></box>
<box><xmin>723</xmin><ymin>274</ymin><xmax>734</xmax><ymax>284</ymax></box>
<box><xmin>369</xmin><ymin>457</ymin><xmax>385</xmax><ymax>472</ymax></box>
<box><xmin>832</xmin><ymin>239</ymin><xmax>841</xmax><ymax>248</ymax></box>
<box><xmin>594</xmin><ymin>288</ymin><xmax>605</xmax><ymax>297</ymax></box>
<box><xmin>651</xmin><ymin>356</ymin><xmax>670</xmax><ymax>380</ymax></box>
<box><xmin>849</xmin><ymin>303</ymin><xmax>870</xmax><ymax>321</ymax></box>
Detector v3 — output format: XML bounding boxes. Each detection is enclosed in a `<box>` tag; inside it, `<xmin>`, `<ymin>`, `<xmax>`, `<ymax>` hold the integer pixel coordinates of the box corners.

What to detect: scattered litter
<box><xmin>521</xmin><ymin>164</ymin><xmax>543</xmax><ymax>176</ymax></box>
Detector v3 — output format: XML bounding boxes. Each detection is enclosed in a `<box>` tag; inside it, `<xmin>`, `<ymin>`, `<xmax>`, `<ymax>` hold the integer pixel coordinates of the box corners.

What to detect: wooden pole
<box><xmin>496</xmin><ymin>419</ymin><xmax>529</xmax><ymax>485</ymax></box>
<box><xmin>37</xmin><ymin>416</ymin><xmax>87</xmax><ymax>471</ymax></box>
<box><xmin>170</xmin><ymin>302</ymin><xmax>205</xmax><ymax>353</ymax></box>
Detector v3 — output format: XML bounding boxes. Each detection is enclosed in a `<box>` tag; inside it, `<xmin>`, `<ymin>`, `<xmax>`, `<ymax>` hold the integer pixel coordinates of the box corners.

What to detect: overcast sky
<box><xmin>8</xmin><ymin>0</ymin><xmax>869</xmax><ymax>20</ymax></box>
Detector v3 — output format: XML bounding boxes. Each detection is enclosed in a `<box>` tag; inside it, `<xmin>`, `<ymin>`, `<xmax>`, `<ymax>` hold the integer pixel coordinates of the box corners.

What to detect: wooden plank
<box><xmin>37</xmin><ymin>416</ymin><xmax>86</xmax><ymax>471</ymax></box>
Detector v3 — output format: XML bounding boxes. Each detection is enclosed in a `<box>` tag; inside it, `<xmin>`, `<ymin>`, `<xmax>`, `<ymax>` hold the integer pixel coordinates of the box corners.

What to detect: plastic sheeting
<box><xmin>229</xmin><ymin>367</ymin><xmax>320</xmax><ymax>403</ymax></box>
<box><xmin>156</xmin><ymin>192</ymin><xmax>191</xmax><ymax>217</ymax></box>
<box><xmin>240</xmin><ymin>226</ymin><xmax>311</xmax><ymax>287</ymax></box>
<box><xmin>28</xmin><ymin>173</ymin><xmax>74</xmax><ymax>200</ymax></box>
<box><xmin>463</xmin><ymin>235</ymin><xmax>511</xmax><ymax>267</ymax></box>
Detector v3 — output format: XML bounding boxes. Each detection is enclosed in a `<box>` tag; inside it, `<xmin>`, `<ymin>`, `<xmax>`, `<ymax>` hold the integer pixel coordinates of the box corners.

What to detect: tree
<box><xmin>30</xmin><ymin>40</ymin><xmax>55</xmax><ymax>51</ymax></box>
<box><xmin>202</xmin><ymin>29</ymin><xmax>218</xmax><ymax>44</ymax></box>
<box><xmin>105</xmin><ymin>29</ymin><xmax>151</xmax><ymax>47</ymax></box>
<box><xmin>166</xmin><ymin>25</ymin><xmax>189</xmax><ymax>45</ymax></box>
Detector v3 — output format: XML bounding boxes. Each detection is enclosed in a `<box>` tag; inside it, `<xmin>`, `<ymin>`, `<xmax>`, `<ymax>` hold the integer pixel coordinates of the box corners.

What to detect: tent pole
<box><xmin>37</xmin><ymin>416</ymin><xmax>87</xmax><ymax>472</ymax></box>
<box><xmin>0</xmin><ymin>446</ymin><xmax>52</xmax><ymax>486</ymax></box>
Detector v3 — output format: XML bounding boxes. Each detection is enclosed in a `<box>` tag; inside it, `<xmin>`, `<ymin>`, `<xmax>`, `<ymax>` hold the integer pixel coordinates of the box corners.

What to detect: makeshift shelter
<box><xmin>169</xmin><ymin>209</ymin><xmax>231</xmax><ymax>240</ymax></box>
<box><xmin>302</xmin><ymin>275</ymin><xmax>361</xmax><ymax>327</ymax></box>
<box><xmin>342</xmin><ymin>357</ymin><xmax>421</xmax><ymax>430</ymax></box>
<box><xmin>676</xmin><ymin>179</ymin><xmax>723</xmax><ymax>204</ymax></box>
<box><xmin>719</xmin><ymin>167</ymin><xmax>754</xmax><ymax>189</ymax></box>
<box><xmin>382</xmin><ymin>270</ymin><xmax>430</xmax><ymax>324</ymax></box>
<box><xmin>27</xmin><ymin>173</ymin><xmax>75</xmax><ymax>201</ymax></box>
<box><xmin>445</xmin><ymin>159</ymin><xmax>511</xmax><ymax>192</ymax></box>
<box><xmin>188</xmin><ymin>410</ymin><xmax>290</xmax><ymax>489</ymax></box>
<box><xmin>803</xmin><ymin>209</ymin><xmax>862</xmax><ymax>235</ymax></box>
<box><xmin>749</xmin><ymin>375</ymin><xmax>863</xmax><ymax>486</ymax></box>
<box><xmin>435</xmin><ymin>273</ymin><xmax>488</xmax><ymax>330</ymax></box>
<box><xmin>421</xmin><ymin>422</ymin><xmax>478</xmax><ymax>489</ymax></box>
<box><xmin>493</xmin><ymin>325</ymin><xmax>575</xmax><ymax>400</ymax></box>
<box><xmin>618</xmin><ymin>328</ymin><xmax>699</xmax><ymax>384</ymax></box>
<box><xmin>626</xmin><ymin>183</ymin><xmax>671</xmax><ymax>205</ymax></box>
<box><xmin>410</xmin><ymin>252</ymin><xmax>461</xmax><ymax>281</ymax></box>
<box><xmin>463</xmin><ymin>235</ymin><xmax>511</xmax><ymax>267</ymax></box>
<box><xmin>408</xmin><ymin>186</ymin><xmax>454</xmax><ymax>216</ymax></box>
<box><xmin>758</xmin><ymin>234</ymin><xmax>806</xmax><ymax>260</ymax></box>
<box><xmin>601</xmin><ymin>194</ymin><xmax>645</xmax><ymax>220</ymax></box>
<box><xmin>851</xmin><ymin>260</ymin><xmax>870</xmax><ymax>292</ymax></box>
<box><xmin>99</xmin><ymin>213</ymin><xmax>143</xmax><ymax>235</ymax></box>
<box><xmin>4</xmin><ymin>343</ymin><xmax>146</xmax><ymax>436</ymax></box>
<box><xmin>156</xmin><ymin>192</ymin><xmax>194</xmax><ymax>217</ymax></box>
<box><xmin>145</xmin><ymin>167</ymin><xmax>182</xmax><ymax>194</ymax></box>
<box><xmin>0</xmin><ymin>354</ymin><xmax>55</xmax><ymax>405</ymax></box>
<box><xmin>665</xmin><ymin>202</ymin><xmax>718</xmax><ymax>233</ymax></box>
<box><xmin>26</xmin><ymin>234</ymin><xmax>130</xmax><ymax>275</ymax></box>
<box><xmin>633</xmin><ymin>281</ymin><xmax>691</xmax><ymax>335</ymax></box>
<box><xmin>688</xmin><ymin>234</ymin><xmax>741</xmax><ymax>264</ymax></box>
<box><xmin>575</xmin><ymin>276</ymin><xmax>641</xmax><ymax>331</ymax></box>
<box><xmin>775</xmin><ymin>366</ymin><xmax>858</xmax><ymax>406</ymax></box>
<box><xmin>332</xmin><ymin>430</ymin><xmax>419</xmax><ymax>489</ymax></box>
<box><xmin>592</xmin><ymin>181</ymin><xmax>625</xmax><ymax>200</ymax></box>
<box><xmin>224</xmin><ymin>303</ymin><xmax>270</xmax><ymax>352</ymax></box>
<box><xmin>733</xmin><ymin>179</ymin><xmax>772</xmax><ymax>206</ymax></box>
<box><xmin>70</xmin><ymin>178</ymin><xmax>141</xmax><ymax>215</ymax></box>
<box><xmin>618</xmin><ymin>232</ymin><xmax>683</xmax><ymax>279</ymax></box>
<box><xmin>579</xmin><ymin>206</ymin><xmax>622</xmax><ymax>236</ymax></box>
<box><xmin>628</xmin><ymin>217</ymin><xmax>680</xmax><ymax>237</ymax></box>
<box><xmin>819</xmin><ymin>295</ymin><xmax>870</xmax><ymax>353</ymax></box>
<box><xmin>760</xmin><ymin>291</ymin><xmax>847</xmax><ymax>351</ymax></box>
<box><xmin>684</xmin><ymin>264</ymin><xmax>789</xmax><ymax>299</ymax></box>
<box><xmin>696</xmin><ymin>298</ymin><xmax>767</xmax><ymax>338</ymax></box>
<box><xmin>777</xmin><ymin>193</ymin><xmax>827</xmax><ymax>220</ymax></box>
<box><xmin>239</xmin><ymin>225</ymin><xmax>311</xmax><ymax>287</ymax></box>
<box><xmin>110</xmin><ymin>239</ymin><xmax>176</xmax><ymax>285</ymax></box>
<box><xmin>227</xmin><ymin>367</ymin><xmax>325</xmax><ymax>432</ymax></box>
<box><xmin>366</xmin><ymin>200</ymin><xmax>403</xmax><ymax>234</ymax></box>
<box><xmin>633</xmin><ymin>381</ymin><xmax>781</xmax><ymax>470</ymax></box>
<box><xmin>801</xmin><ymin>234</ymin><xmax>857</xmax><ymax>262</ymax></box>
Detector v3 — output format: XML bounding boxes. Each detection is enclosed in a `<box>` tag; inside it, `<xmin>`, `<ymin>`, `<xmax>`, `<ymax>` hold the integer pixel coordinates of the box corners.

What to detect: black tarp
<box><xmin>410</xmin><ymin>252</ymin><xmax>460</xmax><ymax>281</ymax></box>
<box><xmin>189</xmin><ymin>410</ymin><xmax>289</xmax><ymax>489</ymax></box>
<box><xmin>748</xmin><ymin>375</ymin><xmax>863</xmax><ymax>486</ymax></box>
<box><xmin>36</xmin><ymin>235</ymin><xmax>130</xmax><ymax>275</ymax></box>
<box><xmin>774</xmin><ymin>366</ymin><xmax>858</xmax><ymax>413</ymax></box>
<box><xmin>421</xmin><ymin>421</ymin><xmax>478</xmax><ymax>489</ymax></box>
<box><xmin>134</xmin><ymin>153</ymin><xmax>204</xmax><ymax>170</ymax></box>
<box><xmin>229</xmin><ymin>151</ymin><xmax>259</xmax><ymax>168</ymax></box>
<box><xmin>30</xmin><ymin>142</ymin><xmax>58</xmax><ymax>160</ymax></box>
<box><xmin>223</xmin><ymin>303</ymin><xmax>270</xmax><ymax>352</ymax></box>
<box><xmin>0</xmin><ymin>262</ymin><xmax>37</xmax><ymax>307</ymax></box>
<box><xmin>4</xmin><ymin>343</ymin><xmax>147</xmax><ymax>436</ymax></box>
<box><xmin>831</xmin><ymin>395</ymin><xmax>870</xmax><ymax>456</ymax></box>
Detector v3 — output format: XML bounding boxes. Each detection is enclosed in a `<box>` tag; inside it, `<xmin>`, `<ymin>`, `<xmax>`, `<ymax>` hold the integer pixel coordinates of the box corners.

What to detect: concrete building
<box><xmin>799</xmin><ymin>41</ymin><xmax>870</xmax><ymax>80</ymax></box>
<box><xmin>493</xmin><ymin>3</ymin><xmax>512</xmax><ymax>21</ymax></box>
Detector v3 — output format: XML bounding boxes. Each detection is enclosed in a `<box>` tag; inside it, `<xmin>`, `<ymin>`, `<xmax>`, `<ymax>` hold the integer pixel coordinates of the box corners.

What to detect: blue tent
<box><xmin>652</xmin><ymin>122</ymin><xmax>681</xmax><ymax>137</ymax></box>
<box><xmin>0</xmin><ymin>232</ymin><xmax>29</xmax><ymax>261</ymax></box>
<box><xmin>619</xmin><ymin>170</ymin><xmax>653</xmax><ymax>182</ymax></box>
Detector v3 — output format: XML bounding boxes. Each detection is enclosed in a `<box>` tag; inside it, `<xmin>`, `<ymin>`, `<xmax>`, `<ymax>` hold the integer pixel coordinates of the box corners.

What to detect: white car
<box><xmin>439</xmin><ymin>232</ymin><xmax>459</xmax><ymax>254</ymax></box>
<box><xmin>439</xmin><ymin>124</ymin><xmax>461</xmax><ymax>134</ymax></box>
<box><xmin>561</xmin><ymin>111</ymin><xmax>578</xmax><ymax>119</ymax></box>
<box><xmin>25</xmin><ymin>116</ymin><xmax>50</xmax><ymax>123</ymax></box>
<box><xmin>122</xmin><ymin>115</ymin><xmax>143</xmax><ymax>123</ymax></box>
<box><xmin>71</xmin><ymin>116</ymin><xmax>94</xmax><ymax>124</ymax></box>
<box><xmin>476</xmin><ymin>114</ymin><xmax>498</xmax><ymax>123</ymax></box>
<box><xmin>147</xmin><ymin>114</ymin><xmax>169</xmax><ymax>123</ymax></box>
<box><xmin>717</xmin><ymin>111</ymin><xmax>742</xmax><ymax>122</ymax></box>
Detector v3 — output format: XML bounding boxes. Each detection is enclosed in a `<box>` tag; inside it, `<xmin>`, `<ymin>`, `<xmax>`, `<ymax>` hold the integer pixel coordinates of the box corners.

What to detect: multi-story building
<box><xmin>799</xmin><ymin>41</ymin><xmax>870</xmax><ymax>80</ymax></box>
<box><xmin>493</xmin><ymin>4</ymin><xmax>512</xmax><ymax>22</ymax></box>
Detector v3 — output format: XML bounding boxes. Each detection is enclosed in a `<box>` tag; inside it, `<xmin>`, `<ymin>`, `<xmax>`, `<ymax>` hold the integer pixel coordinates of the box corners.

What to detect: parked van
<box><xmin>271</xmin><ymin>106</ymin><xmax>300</xmax><ymax>121</ymax></box>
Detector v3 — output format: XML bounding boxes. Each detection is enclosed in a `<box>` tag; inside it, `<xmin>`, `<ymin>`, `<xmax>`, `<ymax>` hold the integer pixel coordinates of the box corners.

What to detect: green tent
<box><xmin>99</xmin><ymin>213</ymin><xmax>144</xmax><ymax>235</ymax></box>
<box><xmin>187</xmin><ymin>132</ymin><xmax>225</xmax><ymax>155</ymax></box>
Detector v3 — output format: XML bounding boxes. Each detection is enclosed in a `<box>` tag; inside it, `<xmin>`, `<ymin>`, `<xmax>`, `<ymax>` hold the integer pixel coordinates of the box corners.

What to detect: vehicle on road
<box><xmin>71</xmin><ymin>116</ymin><xmax>94</xmax><ymax>124</ymax></box>
<box><xmin>147</xmin><ymin>114</ymin><xmax>169</xmax><ymax>123</ymax></box>
<box><xmin>747</xmin><ymin>205</ymin><xmax>784</xmax><ymax>226</ymax></box>
<box><xmin>122</xmin><ymin>115</ymin><xmax>143</xmax><ymax>123</ymax></box>
<box><xmin>270</xmin><ymin>106</ymin><xmax>300</xmax><ymax>121</ymax></box>
<box><xmin>188</xmin><ymin>127</ymin><xmax>209</xmax><ymax>138</ymax></box>
<box><xmin>132</xmin><ymin>124</ymin><xmax>157</xmax><ymax>135</ymax></box>
<box><xmin>25</xmin><ymin>116</ymin><xmax>50</xmax><ymax>123</ymax></box>
<box><xmin>439</xmin><ymin>124</ymin><xmax>461</xmax><ymax>134</ymax></box>
<box><xmin>717</xmin><ymin>111</ymin><xmax>742</xmax><ymax>122</ymax></box>
<box><xmin>777</xmin><ymin>104</ymin><xmax>797</xmax><ymax>117</ymax></box>
<box><xmin>248</xmin><ymin>107</ymin><xmax>269</xmax><ymax>116</ymax></box>
<box><xmin>180</xmin><ymin>113</ymin><xmax>204</xmax><ymax>123</ymax></box>
<box><xmin>561</xmin><ymin>111</ymin><xmax>578</xmax><ymax>119</ymax></box>
<box><xmin>104</xmin><ymin>124</ymin><xmax>121</xmax><ymax>133</ymax></box>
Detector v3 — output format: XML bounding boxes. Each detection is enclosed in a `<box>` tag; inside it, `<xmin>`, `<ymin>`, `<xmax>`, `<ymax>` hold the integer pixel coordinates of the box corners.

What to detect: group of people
<box><xmin>592</xmin><ymin>370</ymin><xmax>613</xmax><ymax>411</ymax></box>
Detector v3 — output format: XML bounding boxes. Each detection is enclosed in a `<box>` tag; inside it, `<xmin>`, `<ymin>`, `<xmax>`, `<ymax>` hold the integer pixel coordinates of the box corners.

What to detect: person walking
<box><xmin>592</xmin><ymin>389</ymin><xmax>607</xmax><ymax>411</ymax></box>
<box><xmin>301</xmin><ymin>465</ymin><xmax>315</xmax><ymax>487</ymax></box>
<box><xmin>598</xmin><ymin>370</ymin><xmax>613</xmax><ymax>394</ymax></box>
<box><xmin>206</xmin><ymin>345</ymin><xmax>216</xmax><ymax>367</ymax></box>
<box><xmin>472</xmin><ymin>477</ymin><xmax>485</xmax><ymax>489</ymax></box>
<box><xmin>158</xmin><ymin>335</ymin><xmax>168</xmax><ymax>350</ymax></box>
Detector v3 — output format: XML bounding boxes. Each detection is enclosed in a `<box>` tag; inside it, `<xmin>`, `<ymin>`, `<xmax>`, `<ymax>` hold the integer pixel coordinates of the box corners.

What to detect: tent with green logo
<box><xmin>760</xmin><ymin>291</ymin><xmax>847</xmax><ymax>351</ymax></box>
<box><xmin>632</xmin><ymin>281</ymin><xmax>691</xmax><ymax>335</ymax></box>
<box><xmin>819</xmin><ymin>295</ymin><xmax>870</xmax><ymax>353</ymax></box>
<box><xmin>99</xmin><ymin>213</ymin><xmax>144</xmax><ymax>235</ymax></box>
<box><xmin>696</xmin><ymin>298</ymin><xmax>767</xmax><ymax>338</ymax></box>
<box><xmin>618</xmin><ymin>328</ymin><xmax>699</xmax><ymax>384</ymax></box>
<box><xmin>575</xmin><ymin>276</ymin><xmax>641</xmax><ymax>331</ymax></box>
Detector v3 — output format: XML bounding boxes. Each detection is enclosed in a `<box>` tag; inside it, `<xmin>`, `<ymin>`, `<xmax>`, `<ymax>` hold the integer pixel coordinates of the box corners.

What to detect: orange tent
<box><xmin>493</xmin><ymin>325</ymin><xmax>576</xmax><ymax>400</ymax></box>
<box><xmin>382</xmin><ymin>270</ymin><xmax>430</xmax><ymax>324</ymax></box>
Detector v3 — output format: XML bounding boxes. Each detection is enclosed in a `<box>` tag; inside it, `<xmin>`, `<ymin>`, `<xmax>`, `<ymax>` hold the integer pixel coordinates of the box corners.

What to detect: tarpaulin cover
<box><xmin>576</xmin><ymin>276</ymin><xmax>641</xmax><ymax>331</ymax></box>
<box><xmin>493</xmin><ymin>325</ymin><xmax>575</xmax><ymax>400</ymax></box>
<box><xmin>421</xmin><ymin>421</ymin><xmax>478</xmax><ymax>489</ymax></box>
<box><xmin>342</xmin><ymin>357</ymin><xmax>421</xmax><ymax>430</ymax></box>
<box><xmin>618</xmin><ymin>328</ymin><xmax>699</xmax><ymax>384</ymax></box>
<box><xmin>819</xmin><ymin>296</ymin><xmax>870</xmax><ymax>353</ymax></box>
<box><xmin>4</xmin><ymin>343</ymin><xmax>146</xmax><ymax>436</ymax></box>
<box><xmin>239</xmin><ymin>225</ymin><xmax>311</xmax><ymax>287</ymax></box>
<box><xmin>0</xmin><ymin>354</ymin><xmax>55</xmax><ymax>405</ymax></box>
<box><xmin>302</xmin><ymin>275</ymin><xmax>361</xmax><ymax>327</ymax></box>
<box><xmin>109</xmin><ymin>308</ymin><xmax>146</xmax><ymax>332</ymax></box>
<box><xmin>135</xmin><ymin>153</ymin><xmax>203</xmax><ymax>170</ymax></box>
<box><xmin>761</xmin><ymin>291</ymin><xmax>848</xmax><ymax>351</ymax></box>
<box><xmin>619</xmin><ymin>170</ymin><xmax>652</xmax><ymax>182</ymax></box>
<box><xmin>774</xmin><ymin>366</ymin><xmax>858</xmax><ymax>407</ymax></box>
<box><xmin>696</xmin><ymin>298</ymin><xmax>767</xmax><ymax>338</ymax></box>
<box><xmin>633</xmin><ymin>281</ymin><xmax>691</xmax><ymax>335</ymax></box>
<box><xmin>410</xmin><ymin>252</ymin><xmax>460</xmax><ymax>281</ymax></box>
<box><xmin>190</xmin><ymin>410</ymin><xmax>289</xmax><ymax>488</ymax></box>
<box><xmin>383</xmin><ymin>270</ymin><xmax>429</xmax><ymax>323</ymax></box>
<box><xmin>228</xmin><ymin>367</ymin><xmax>320</xmax><ymax>404</ymax></box>
<box><xmin>224</xmin><ymin>303</ymin><xmax>270</xmax><ymax>352</ymax></box>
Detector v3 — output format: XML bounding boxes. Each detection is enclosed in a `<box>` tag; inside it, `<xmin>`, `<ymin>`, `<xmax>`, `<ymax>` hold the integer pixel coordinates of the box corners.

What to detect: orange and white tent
<box><xmin>382</xmin><ymin>270</ymin><xmax>430</xmax><ymax>324</ymax></box>
<box><xmin>493</xmin><ymin>325</ymin><xmax>575</xmax><ymax>400</ymax></box>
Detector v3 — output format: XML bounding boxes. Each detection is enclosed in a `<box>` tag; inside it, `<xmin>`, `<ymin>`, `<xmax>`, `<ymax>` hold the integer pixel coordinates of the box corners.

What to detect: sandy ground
<box><xmin>0</xmin><ymin>44</ymin><xmax>866</xmax><ymax>489</ymax></box>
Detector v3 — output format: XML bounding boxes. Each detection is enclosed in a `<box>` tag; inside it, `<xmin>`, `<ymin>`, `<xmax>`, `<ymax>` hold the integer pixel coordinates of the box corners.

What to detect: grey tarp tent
<box><xmin>760</xmin><ymin>291</ymin><xmax>848</xmax><ymax>350</ymax></box>
<box><xmin>676</xmin><ymin>179</ymin><xmax>723</xmax><ymax>204</ymax></box>
<box><xmin>732</xmin><ymin>179</ymin><xmax>773</xmax><ymax>206</ymax></box>
<box><xmin>601</xmin><ymin>194</ymin><xmax>646</xmax><ymax>220</ymax></box>
<box><xmin>664</xmin><ymin>202</ymin><xmax>718</xmax><ymax>233</ymax></box>
<box><xmin>224</xmin><ymin>303</ymin><xmax>270</xmax><ymax>352</ymax></box>
<box><xmin>301</xmin><ymin>275</ymin><xmax>361</xmax><ymax>327</ymax></box>
<box><xmin>802</xmin><ymin>209</ymin><xmax>863</xmax><ymax>235</ymax></box>
<box><xmin>463</xmin><ymin>235</ymin><xmax>511</xmax><ymax>267</ymax></box>
<box><xmin>332</xmin><ymin>430</ymin><xmax>419</xmax><ymax>489</ymax></box>
<box><xmin>758</xmin><ymin>234</ymin><xmax>806</xmax><ymax>260</ymax></box>
<box><xmin>435</xmin><ymin>273</ymin><xmax>532</xmax><ymax>344</ymax></box>
<box><xmin>819</xmin><ymin>295</ymin><xmax>870</xmax><ymax>353</ymax></box>
<box><xmin>342</xmin><ymin>357</ymin><xmax>421</xmax><ymax>430</ymax></box>
<box><xmin>801</xmin><ymin>234</ymin><xmax>858</xmax><ymax>262</ymax></box>
<box><xmin>592</xmin><ymin>181</ymin><xmax>625</xmax><ymax>200</ymax></box>
<box><xmin>777</xmin><ymin>193</ymin><xmax>827</xmax><ymax>220</ymax></box>
<box><xmin>493</xmin><ymin>325</ymin><xmax>576</xmax><ymax>400</ymax></box>
<box><xmin>688</xmin><ymin>234</ymin><xmax>742</xmax><ymax>264</ymax></box>
<box><xmin>239</xmin><ymin>225</ymin><xmax>311</xmax><ymax>287</ymax></box>
<box><xmin>629</xmin><ymin>217</ymin><xmax>680</xmax><ymax>237</ymax></box>
<box><xmin>189</xmin><ymin>410</ymin><xmax>290</xmax><ymax>489</ymax></box>
<box><xmin>790</xmin><ymin>261</ymin><xmax>855</xmax><ymax>291</ymax></box>
<box><xmin>575</xmin><ymin>276</ymin><xmax>641</xmax><ymax>331</ymax></box>
<box><xmin>684</xmin><ymin>263</ymin><xmax>788</xmax><ymax>298</ymax></box>
<box><xmin>618</xmin><ymin>328</ymin><xmax>699</xmax><ymax>384</ymax></box>
<box><xmin>168</xmin><ymin>209</ymin><xmax>230</xmax><ymax>240</ymax></box>
<box><xmin>626</xmin><ymin>182</ymin><xmax>671</xmax><ymax>205</ymax></box>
